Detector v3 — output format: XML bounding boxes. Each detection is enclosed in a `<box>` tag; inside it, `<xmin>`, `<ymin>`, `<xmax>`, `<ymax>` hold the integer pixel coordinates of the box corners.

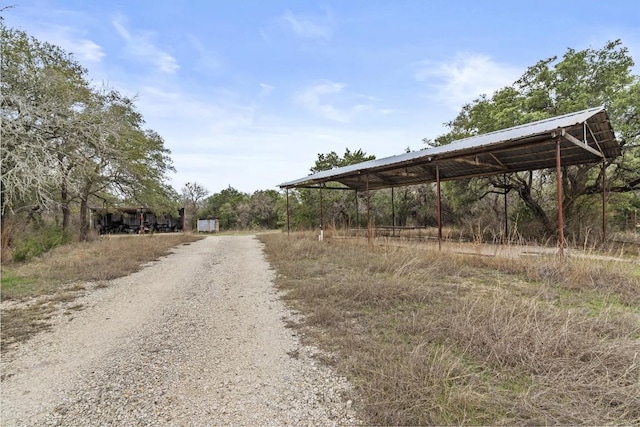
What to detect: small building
<box><xmin>197</xmin><ymin>218</ymin><xmax>219</xmax><ymax>233</ymax></box>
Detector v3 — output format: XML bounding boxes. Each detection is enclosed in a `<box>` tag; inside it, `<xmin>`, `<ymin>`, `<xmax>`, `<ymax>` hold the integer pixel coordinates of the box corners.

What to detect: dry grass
<box><xmin>1</xmin><ymin>233</ymin><xmax>204</xmax><ymax>300</ymax></box>
<box><xmin>259</xmin><ymin>232</ymin><xmax>640</xmax><ymax>426</ymax></box>
<box><xmin>1</xmin><ymin>233</ymin><xmax>203</xmax><ymax>351</ymax></box>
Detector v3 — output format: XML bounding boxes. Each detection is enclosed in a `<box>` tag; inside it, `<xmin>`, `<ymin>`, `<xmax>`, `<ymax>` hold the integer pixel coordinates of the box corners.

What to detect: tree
<box><xmin>1</xmin><ymin>21</ymin><xmax>177</xmax><ymax>243</ymax></box>
<box><xmin>436</xmin><ymin>40</ymin><xmax>639</xmax><ymax>240</ymax></box>
<box><xmin>181</xmin><ymin>182</ymin><xmax>209</xmax><ymax>230</ymax></box>
<box><xmin>249</xmin><ymin>190</ymin><xmax>281</xmax><ymax>229</ymax></box>
<box><xmin>1</xmin><ymin>22</ymin><xmax>89</xmax><ymax>222</ymax></box>
<box><xmin>201</xmin><ymin>186</ymin><xmax>248</xmax><ymax>229</ymax></box>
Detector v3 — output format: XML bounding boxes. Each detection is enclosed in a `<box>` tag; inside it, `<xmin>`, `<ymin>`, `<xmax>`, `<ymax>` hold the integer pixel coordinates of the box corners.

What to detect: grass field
<box><xmin>259</xmin><ymin>232</ymin><xmax>640</xmax><ymax>425</ymax></box>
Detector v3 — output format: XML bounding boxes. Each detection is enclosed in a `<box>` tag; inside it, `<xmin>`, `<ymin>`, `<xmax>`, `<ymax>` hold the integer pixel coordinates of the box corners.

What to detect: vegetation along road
<box><xmin>1</xmin><ymin>235</ymin><xmax>359</xmax><ymax>426</ymax></box>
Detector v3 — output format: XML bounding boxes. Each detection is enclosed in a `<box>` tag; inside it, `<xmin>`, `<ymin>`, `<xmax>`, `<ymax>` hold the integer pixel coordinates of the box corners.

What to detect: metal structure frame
<box><xmin>280</xmin><ymin>106</ymin><xmax>620</xmax><ymax>253</ymax></box>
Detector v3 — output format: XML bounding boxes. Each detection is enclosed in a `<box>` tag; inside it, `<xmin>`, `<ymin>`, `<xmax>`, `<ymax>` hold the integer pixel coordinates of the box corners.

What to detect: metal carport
<box><xmin>279</xmin><ymin>106</ymin><xmax>621</xmax><ymax>253</ymax></box>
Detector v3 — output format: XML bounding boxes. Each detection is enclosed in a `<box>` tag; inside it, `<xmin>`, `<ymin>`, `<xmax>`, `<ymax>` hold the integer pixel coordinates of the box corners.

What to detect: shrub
<box><xmin>12</xmin><ymin>226</ymin><xmax>72</xmax><ymax>262</ymax></box>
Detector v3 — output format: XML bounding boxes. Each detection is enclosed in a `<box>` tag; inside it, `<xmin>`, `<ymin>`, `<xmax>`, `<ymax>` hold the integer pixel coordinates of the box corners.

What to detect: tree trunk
<box><xmin>79</xmin><ymin>180</ymin><xmax>94</xmax><ymax>241</ymax></box>
<box><xmin>512</xmin><ymin>177</ymin><xmax>555</xmax><ymax>237</ymax></box>
<box><xmin>61</xmin><ymin>182</ymin><xmax>70</xmax><ymax>230</ymax></box>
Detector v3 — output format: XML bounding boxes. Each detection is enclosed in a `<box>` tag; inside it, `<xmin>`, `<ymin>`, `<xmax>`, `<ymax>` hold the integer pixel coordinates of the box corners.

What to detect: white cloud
<box><xmin>416</xmin><ymin>53</ymin><xmax>521</xmax><ymax>109</ymax></box>
<box><xmin>295</xmin><ymin>81</ymin><xmax>350</xmax><ymax>123</ymax></box>
<box><xmin>112</xmin><ymin>18</ymin><xmax>179</xmax><ymax>74</ymax></box>
<box><xmin>278</xmin><ymin>10</ymin><xmax>332</xmax><ymax>41</ymax></box>
<box><xmin>259</xmin><ymin>83</ymin><xmax>275</xmax><ymax>97</ymax></box>
<box><xmin>294</xmin><ymin>81</ymin><xmax>392</xmax><ymax>123</ymax></box>
<box><xmin>26</xmin><ymin>25</ymin><xmax>105</xmax><ymax>64</ymax></box>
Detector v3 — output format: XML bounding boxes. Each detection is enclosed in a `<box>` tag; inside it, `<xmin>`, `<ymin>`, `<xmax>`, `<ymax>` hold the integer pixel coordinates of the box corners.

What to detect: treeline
<box><xmin>181</xmin><ymin>184</ymin><xmax>284</xmax><ymax>230</ymax></box>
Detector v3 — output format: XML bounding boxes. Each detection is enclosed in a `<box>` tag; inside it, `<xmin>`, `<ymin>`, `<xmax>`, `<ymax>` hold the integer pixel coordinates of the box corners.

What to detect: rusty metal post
<box><xmin>355</xmin><ymin>190</ymin><xmax>359</xmax><ymax>232</ymax></box>
<box><xmin>391</xmin><ymin>186</ymin><xmax>396</xmax><ymax>237</ymax></box>
<box><xmin>602</xmin><ymin>161</ymin><xmax>607</xmax><ymax>243</ymax></box>
<box><xmin>503</xmin><ymin>173</ymin><xmax>508</xmax><ymax>243</ymax></box>
<box><xmin>556</xmin><ymin>139</ymin><xmax>565</xmax><ymax>256</ymax></box>
<box><xmin>366</xmin><ymin>175</ymin><xmax>372</xmax><ymax>244</ymax></box>
<box><xmin>319</xmin><ymin>184</ymin><xmax>324</xmax><ymax>233</ymax></box>
<box><xmin>286</xmin><ymin>188</ymin><xmax>290</xmax><ymax>236</ymax></box>
<box><xmin>436</xmin><ymin>164</ymin><xmax>442</xmax><ymax>251</ymax></box>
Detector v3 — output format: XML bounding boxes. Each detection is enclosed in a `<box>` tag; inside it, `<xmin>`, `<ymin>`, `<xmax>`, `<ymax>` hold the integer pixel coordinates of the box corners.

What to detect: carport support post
<box><xmin>556</xmin><ymin>139</ymin><xmax>565</xmax><ymax>256</ymax></box>
<box><xmin>503</xmin><ymin>173</ymin><xmax>508</xmax><ymax>242</ymax></box>
<box><xmin>286</xmin><ymin>188</ymin><xmax>290</xmax><ymax>236</ymax></box>
<box><xmin>602</xmin><ymin>161</ymin><xmax>607</xmax><ymax>243</ymax></box>
<box><xmin>436</xmin><ymin>164</ymin><xmax>442</xmax><ymax>251</ymax></box>
<box><xmin>355</xmin><ymin>190</ymin><xmax>359</xmax><ymax>232</ymax></box>
<box><xmin>319</xmin><ymin>184</ymin><xmax>324</xmax><ymax>241</ymax></box>
<box><xmin>391</xmin><ymin>186</ymin><xmax>396</xmax><ymax>237</ymax></box>
<box><xmin>366</xmin><ymin>175</ymin><xmax>372</xmax><ymax>244</ymax></box>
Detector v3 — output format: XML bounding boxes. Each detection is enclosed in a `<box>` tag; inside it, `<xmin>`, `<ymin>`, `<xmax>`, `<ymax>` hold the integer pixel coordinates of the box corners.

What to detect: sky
<box><xmin>3</xmin><ymin>0</ymin><xmax>639</xmax><ymax>195</ymax></box>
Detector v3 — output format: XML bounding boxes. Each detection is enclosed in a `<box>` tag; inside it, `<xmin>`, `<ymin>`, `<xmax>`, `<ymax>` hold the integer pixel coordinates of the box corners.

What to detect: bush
<box><xmin>12</xmin><ymin>226</ymin><xmax>72</xmax><ymax>262</ymax></box>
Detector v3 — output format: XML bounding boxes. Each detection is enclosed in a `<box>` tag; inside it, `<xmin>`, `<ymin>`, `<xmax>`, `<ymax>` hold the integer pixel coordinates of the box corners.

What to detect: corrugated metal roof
<box><xmin>279</xmin><ymin>106</ymin><xmax>620</xmax><ymax>191</ymax></box>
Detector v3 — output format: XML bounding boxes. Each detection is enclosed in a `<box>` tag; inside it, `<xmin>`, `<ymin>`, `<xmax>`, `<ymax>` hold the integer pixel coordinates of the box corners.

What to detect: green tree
<box><xmin>1</xmin><ymin>21</ymin><xmax>177</xmax><ymax>242</ymax></box>
<box><xmin>250</xmin><ymin>190</ymin><xmax>281</xmax><ymax>229</ymax></box>
<box><xmin>1</xmin><ymin>22</ymin><xmax>89</xmax><ymax>223</ymax></box>
<box><xmin>436</xmin><ymin>40</ymin><xmax>639</xmax><ymax>239</ymax></box>
<box><xmin>202</xmin><ymin>186</ymin><xmax>248</xmax><ymax>229</ymax></box>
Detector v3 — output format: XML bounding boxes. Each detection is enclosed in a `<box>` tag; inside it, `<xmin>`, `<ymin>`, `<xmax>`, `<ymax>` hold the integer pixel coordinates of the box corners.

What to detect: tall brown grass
<box><xmin>260</xmin><ymin>232</ymin><xmax>640</xmax><ymax>425</ymax></box>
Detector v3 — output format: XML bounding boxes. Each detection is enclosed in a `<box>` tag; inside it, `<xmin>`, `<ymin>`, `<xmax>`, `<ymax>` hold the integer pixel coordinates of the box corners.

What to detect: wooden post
<box><xmin>556</xmin><ymin>139</ymin><xmax>565</xmax><ymax>257</ymax></box>
<box><xmin>436</xmin><ymin>164</ymin><xmax>442</xmax><ymax>251</ymax></box>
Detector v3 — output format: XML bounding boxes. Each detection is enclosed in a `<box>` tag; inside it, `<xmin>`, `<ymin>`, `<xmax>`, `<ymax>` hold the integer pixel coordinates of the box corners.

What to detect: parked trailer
<box><xmin>91</xmin><ymin>207</ymin><xmax>184</xmax><ymax>234</ymax></box>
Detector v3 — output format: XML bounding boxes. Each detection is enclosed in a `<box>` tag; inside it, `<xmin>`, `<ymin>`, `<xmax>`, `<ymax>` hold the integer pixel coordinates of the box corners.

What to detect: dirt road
<box><xmin>1</xmin><ymin>235</ymin><xmax>358</xmax><ymax>426</ymax></box>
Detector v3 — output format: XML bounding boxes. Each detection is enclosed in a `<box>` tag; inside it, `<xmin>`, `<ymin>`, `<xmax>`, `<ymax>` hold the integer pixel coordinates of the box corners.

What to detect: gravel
<box><xmin>1</xmin><ymin>235</ymin><xmax>360</xmax><ymax>426</ymax></box>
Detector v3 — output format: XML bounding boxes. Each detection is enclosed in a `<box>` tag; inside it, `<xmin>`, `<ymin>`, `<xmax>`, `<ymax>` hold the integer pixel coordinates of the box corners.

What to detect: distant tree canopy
<box><xmin>1</xmin><ymin>20</ymin><xmax>176</xmax><ymax>241</ymax></box>
<box><xmin>310</xmin><ymin>148</ymin><xmax>376</xmax><ymax>173</ymax></box>
<box><xmin>198</xmin><ymin>186</ymin><xmax>283</xmax><ymax>230</ymax></box>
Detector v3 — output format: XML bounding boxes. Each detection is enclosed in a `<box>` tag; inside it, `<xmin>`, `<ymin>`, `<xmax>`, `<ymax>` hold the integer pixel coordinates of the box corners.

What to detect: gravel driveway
<box><xmin>1</xmin><ymin>235</ymin><xmax>359</xmax><ymax>426</ymax></box>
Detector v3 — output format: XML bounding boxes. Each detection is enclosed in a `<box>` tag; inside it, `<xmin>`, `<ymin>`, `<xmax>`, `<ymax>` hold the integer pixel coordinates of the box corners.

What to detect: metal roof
<box><xmin>279</xmin><ymin>106</ymin><xmax>620</xmax><ymax>191</ymax></box>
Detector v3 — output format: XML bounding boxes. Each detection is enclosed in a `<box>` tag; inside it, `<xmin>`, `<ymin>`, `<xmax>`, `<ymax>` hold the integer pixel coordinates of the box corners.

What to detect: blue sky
<box><xmin>4</xmin><ymin>1</ymin><xmax>639</xmax><ymax>195</ymax></box>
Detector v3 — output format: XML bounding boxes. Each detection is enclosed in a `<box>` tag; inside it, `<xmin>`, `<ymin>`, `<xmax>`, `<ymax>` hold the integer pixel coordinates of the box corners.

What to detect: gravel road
<box><xmin>1</xmin><ymin>235</ymin><xmax>360</xmax><ymax>426</ymax></box>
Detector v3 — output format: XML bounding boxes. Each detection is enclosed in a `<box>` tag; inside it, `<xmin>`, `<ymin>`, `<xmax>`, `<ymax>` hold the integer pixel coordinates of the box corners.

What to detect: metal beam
<box><xmin>561</xmin><ymin>129</ymin><xmax>604</xmax><ymax>158</ymax></box>
<box><xmin>452</xmin><ymin>156</ymin><xmax>508</xmax><ymax>171</ymax></box>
